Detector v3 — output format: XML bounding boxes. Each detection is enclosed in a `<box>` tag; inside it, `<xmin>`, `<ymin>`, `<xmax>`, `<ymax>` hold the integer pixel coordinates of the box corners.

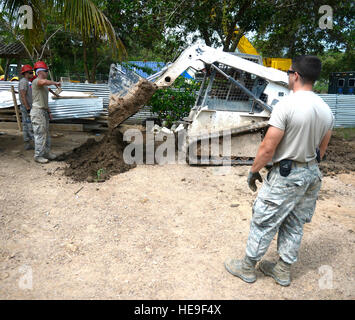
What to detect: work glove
<box><xmin>247</xmin><ymin>171</ymin><xmax>263</xmax><ymax>192</ymax></box>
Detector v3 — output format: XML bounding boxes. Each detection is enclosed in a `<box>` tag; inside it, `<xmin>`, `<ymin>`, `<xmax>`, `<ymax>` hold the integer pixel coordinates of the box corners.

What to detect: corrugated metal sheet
<box><xmin>0</xmin><ymin>90</ymin><xmax>17</xmax><ymax>108</ymax></box>
<box><xmin>0</xmin><ymin>82</ymin><xmax>104</xmax><ymax>120</ymax></box>
<box><xmin>50</xmin><ymin>98</ymin><xmax>104</xmax><ymax>120</ymax></box>
<box><xmin>0</xmin><ymin>81</ymin><xmax>110</xmax><ymax>108</ymax></box>
<box><xmin>319</xmin><ymin>94</ymin><xmax>355</xmax><ymax>128</ymax></box>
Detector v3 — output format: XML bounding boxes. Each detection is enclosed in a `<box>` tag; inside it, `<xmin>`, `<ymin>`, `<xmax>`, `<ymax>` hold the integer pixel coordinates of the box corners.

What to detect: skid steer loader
<box><xmin>108</xmin><ymin>44</ymin><xmax>290</xmax><ymax>165</ymax></box>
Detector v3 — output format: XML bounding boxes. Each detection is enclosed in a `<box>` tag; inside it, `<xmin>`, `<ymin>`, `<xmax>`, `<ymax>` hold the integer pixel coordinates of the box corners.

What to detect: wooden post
<box><xmin>11</xmin><ymin>85</ymin><xmax>22</xmax><ymax>132</ymax></box>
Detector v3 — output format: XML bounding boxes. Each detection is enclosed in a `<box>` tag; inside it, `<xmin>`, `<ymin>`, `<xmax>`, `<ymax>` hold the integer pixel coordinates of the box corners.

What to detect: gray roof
<box><xmin>0</xmin><ymin>39</ymin><xmax>27</xmax><ymax>58</ymax></box>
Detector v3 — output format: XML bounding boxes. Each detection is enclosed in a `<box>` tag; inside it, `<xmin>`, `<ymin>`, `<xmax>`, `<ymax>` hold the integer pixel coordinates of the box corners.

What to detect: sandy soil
<box><xmin>0</xmin><ymin>128</ymin><xmax>354</xmax><ymax>300</ymax></box>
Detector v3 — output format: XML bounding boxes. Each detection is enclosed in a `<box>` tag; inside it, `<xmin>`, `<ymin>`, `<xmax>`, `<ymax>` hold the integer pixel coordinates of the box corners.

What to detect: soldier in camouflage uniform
<box><xmin>31</xmin><ymin>61</ymin><xmax>61</xmax><ymax>164</ymax></box>
<box><xmin>225</xmin><ymin>55</ymin><xmax>334</xmax><ymax>286</ymax></box>
<box><xmin>18</xmin><ymin>65</ymin><xmax>34</xmax><ymax>150</ymax></box>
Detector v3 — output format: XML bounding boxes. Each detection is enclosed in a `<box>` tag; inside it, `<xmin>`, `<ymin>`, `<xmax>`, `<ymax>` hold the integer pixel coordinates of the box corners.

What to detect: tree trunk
<box><xmin>200</xmin><ymin>28</ymin><xmax>211</xmax><ymax>47</ymax></box>
<box><xmin>230</xmin><ymin>32</ymin><xmax>244</xmax><ymax>53</ymax></box>
<box><xmin>83</xmin><ymin>38</ymin><xmax>90</xmax><ymax>83</ymax></box>
<box><xmin>90</xmin><ymin>37</ymin><xmax>98</xmax><ymax>83</ymax></box>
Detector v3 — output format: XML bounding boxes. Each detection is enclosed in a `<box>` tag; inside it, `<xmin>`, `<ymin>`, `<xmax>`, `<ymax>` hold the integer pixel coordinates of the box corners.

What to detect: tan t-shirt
<box><xmin>269</xmin><ymin>90</ymin><xmax>334</xmax><ymax>163</ymax></box>
<box><xmin>18</xmin><ymin>77</ymin><xmax>32</xmax><ymax>108</ymax></box>
<box><xmin>31</xmin><ymin>78</ymin><xmax>49</xmax><ymax>110</ymax></box>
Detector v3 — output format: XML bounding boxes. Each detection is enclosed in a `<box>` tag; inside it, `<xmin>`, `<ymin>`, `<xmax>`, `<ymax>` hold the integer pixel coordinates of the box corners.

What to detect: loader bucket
<box><xmin>108</xmin><ymin>63</ymin><xmax>142</xmax><ymax>97</ymax></box>
<box><xmin>107</xmin><ymin>63</ymin><xmax>157</xmax><ymax>129</ymax></box>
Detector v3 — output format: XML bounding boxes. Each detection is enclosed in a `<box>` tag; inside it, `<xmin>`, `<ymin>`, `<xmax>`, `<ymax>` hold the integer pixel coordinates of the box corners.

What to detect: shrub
<box><xmin>149</xmin><ymin>76</ymin><xmax>200</xmax><ymax>128</ymax></box>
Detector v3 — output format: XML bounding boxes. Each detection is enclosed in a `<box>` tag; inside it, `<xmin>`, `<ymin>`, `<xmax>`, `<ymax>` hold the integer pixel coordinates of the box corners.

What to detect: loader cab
<box><xmin>194</xmin><ymin>54</ymin><xmax>268</xmax><ymax>114</ymax></box>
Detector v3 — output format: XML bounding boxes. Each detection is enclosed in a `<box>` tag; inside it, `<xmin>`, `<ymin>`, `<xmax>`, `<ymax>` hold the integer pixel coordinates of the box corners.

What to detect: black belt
<box><xmin>274</xmin><ymin>159</ymin><xmax>317</xmax><ymax>168</ymax></box>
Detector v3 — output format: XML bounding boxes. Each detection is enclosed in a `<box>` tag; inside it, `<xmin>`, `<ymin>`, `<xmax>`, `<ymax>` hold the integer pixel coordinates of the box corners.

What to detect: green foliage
<box><xmin>149</xmin><ymin>76</ymin><xmax>200</xmax><ymax>127</ymax></box>
<box><xmin>254</xmin><ymin>1</ymin><xmax>354</xmax><ymax>58</ymax></box>
<box><xmin>313</xmin><ymin>50</ymin><xmax>355</xmax><ymax>92</ymax></box>
<box><xmin>1</xmin><ymin>0</ymin><xmax>353</xmax><ymax>83</ymax></box>
<box><xmin>333</xmin><ymin>128</ymin><xmax>355</xmax><ymax>141</ymax></box>
<box><xmin>1</xmin><ymin>0</ymin><xmax>125</xmax><ymax>59</ymax></box>
<box><xmin>313</xmin><ymin>79</ymin><xmax>329</xmax><ymax>94</ymax></box>
<box><xmin>95</xmin><ymin>168</ymin><xmax>106</xmax><ymax>181</ymax></box>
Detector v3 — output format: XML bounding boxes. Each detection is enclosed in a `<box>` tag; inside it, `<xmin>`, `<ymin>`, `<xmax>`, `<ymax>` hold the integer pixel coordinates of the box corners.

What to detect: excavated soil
<box><xmin>63</xmin><ymin>79</ymin><xmax>157</xmax><ymax>182</ymax></box>
<box><xmin>320</xmin><ymin>136</ymin><xmax>355</xmax><ymax>175</ymax></box>
<box><xmin>64</xmin><ymin>128</ymin><xmax>135</xmax><ymax>182</ymax></box>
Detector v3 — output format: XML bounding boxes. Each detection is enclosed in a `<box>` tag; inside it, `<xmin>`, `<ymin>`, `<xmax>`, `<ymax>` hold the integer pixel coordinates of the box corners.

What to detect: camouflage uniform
<box><xmin>245</xmin><ymin>161</ymin><xmax>322</xmax><ymax>264</ymax></box>
<box><xmin>19</xmin><ymin>105</ymin><xmax>34</xmax><ymax>143</ymax></box>
<box><xmin>30</xmin><ymin>108</ymin><xmax>51</xmax><ymax>158</ymax></box>
<box><xmin>18</xmin><ymin>77</ymin><xmax>34</xmax><ymax>144</ymax></box>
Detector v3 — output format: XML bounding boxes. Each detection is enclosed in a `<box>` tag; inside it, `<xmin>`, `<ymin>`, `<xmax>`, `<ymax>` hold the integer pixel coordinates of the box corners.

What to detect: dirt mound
<box><xmin>63</xmin><ymin>128</ymin><xmax>135</xmax><ymax>182</ymax></box>
<box><xmin>320</xmin><ymin>136</ymin><xmax>355</xmax><ymax>175</ymax></box>
<box><xmin>62</xmin><ymin>78</ymin><xmax>157</xmax><ymax>182</ymax></box>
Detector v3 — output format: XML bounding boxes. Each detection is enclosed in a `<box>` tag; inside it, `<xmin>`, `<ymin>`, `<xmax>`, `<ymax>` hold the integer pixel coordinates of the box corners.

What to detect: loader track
<box><xmin>186</xmin><ymin>120</ymin><xmax>269</xmax><ymax>166</ymax></box>
<box><xmin>187</xmin><ymin>120</ymin><xmax>269</xmax><ymax>144</ymax></box>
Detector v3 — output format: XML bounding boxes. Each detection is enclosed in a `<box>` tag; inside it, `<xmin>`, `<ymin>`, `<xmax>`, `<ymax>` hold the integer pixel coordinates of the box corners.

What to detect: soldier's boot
<box><xmin>34</xmin><ymin>156</ymin><xmax>49</xmax><ymax>164</ymax></box>
<box><xmin>45</xmin><ymin>152</ymin><xmax>57</xmax><ymax>160</ymax></box>
<box><xmin>24</xmin><ymin>142</ymin><xmax>34</xmax><ymax>150</ymax></box>
<box><xmin>224</xmin><ymin>256</ymin><xmax>257</xmax><ymax>283</ymax></box>
<box><xmin>259</xmin><ymin>258</ymin><xmax>291</xmax><ymax>287</ymax></box>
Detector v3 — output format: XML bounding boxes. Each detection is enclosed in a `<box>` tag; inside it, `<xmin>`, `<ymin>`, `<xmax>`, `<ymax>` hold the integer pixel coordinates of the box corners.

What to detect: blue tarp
<box><xmin>128</xmin><ymin>61</ymin><xmax>166</xmax><ymax>78</ymax></box>
<box><xmin>127</xmin><ymin>61</ymin><xmax>193</xmax><ymax>79</ymax></box>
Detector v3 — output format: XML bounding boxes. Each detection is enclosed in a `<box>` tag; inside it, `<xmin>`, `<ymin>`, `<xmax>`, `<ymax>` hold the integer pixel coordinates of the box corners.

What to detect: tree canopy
<box><xmin>0</xmin><ymin>0</ymin><xmax>353</xmax><ymax>84</ymax></box>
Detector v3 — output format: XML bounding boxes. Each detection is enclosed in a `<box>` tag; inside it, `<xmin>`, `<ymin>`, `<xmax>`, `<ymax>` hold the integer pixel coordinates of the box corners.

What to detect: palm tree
<box><xmin>1</xmin><ymin>0</ymin><xmax>126</xmax><ymax>60</ymax></box>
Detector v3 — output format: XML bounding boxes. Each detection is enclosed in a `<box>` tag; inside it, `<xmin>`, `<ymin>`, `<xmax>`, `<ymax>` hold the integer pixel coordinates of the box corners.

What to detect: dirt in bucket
<box><xmin>62</xmin><ymin>79</ymin><xmax>157</xmax><ymax>182</ymax></box>
<box><xmin>108</xmin><ymin>79</ymin><xmax>157</xmax><ymax>129</ymax></box>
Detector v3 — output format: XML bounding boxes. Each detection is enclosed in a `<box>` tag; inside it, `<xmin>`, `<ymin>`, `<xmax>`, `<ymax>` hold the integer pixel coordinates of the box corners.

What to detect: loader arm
<box><xmin>154</xmin><ymin>44</ymin><xmax>289</xmax><ymax>89</ymax></box>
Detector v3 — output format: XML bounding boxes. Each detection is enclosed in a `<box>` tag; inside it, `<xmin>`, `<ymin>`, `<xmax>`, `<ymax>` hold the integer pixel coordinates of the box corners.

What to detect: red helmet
<box><xmin>34</xmin><ymin>61</ymin><xmax>49</xmax><ymax>70</ymax></box>
<box><xmin>21</xmin><ymin>64</ymin><xmax>33</xmax><ymax>74</ymax></box>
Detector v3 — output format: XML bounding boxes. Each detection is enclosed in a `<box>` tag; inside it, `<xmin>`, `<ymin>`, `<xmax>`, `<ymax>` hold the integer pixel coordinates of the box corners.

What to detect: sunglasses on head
<box><xmin>287</xmin><ymin>69</ymin><xmax>303</xmax><ymax>77</ymax></box>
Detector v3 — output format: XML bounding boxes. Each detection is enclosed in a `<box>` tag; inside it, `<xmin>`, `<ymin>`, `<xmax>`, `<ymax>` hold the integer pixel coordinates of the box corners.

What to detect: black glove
<box><xmin>247</xmin><ymin>171</ymin><xmax>263</xmax><ymax>192</ymax></box>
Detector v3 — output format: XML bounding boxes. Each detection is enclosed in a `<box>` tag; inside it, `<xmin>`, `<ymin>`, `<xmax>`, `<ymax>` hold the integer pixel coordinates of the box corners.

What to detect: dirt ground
<box><xmin>0</xmin><ymin>128</ymin><xmax>354</xmax><ymax>300</ymax></box>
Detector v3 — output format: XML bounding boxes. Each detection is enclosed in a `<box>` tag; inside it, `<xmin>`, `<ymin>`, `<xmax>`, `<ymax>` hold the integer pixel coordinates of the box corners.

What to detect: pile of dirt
<box><xmin>320</xmin><ymin>135</ymin><xmax>355</xmax><ymax>175</ymax></box>
<box><xmin>63</xmin><ymin>78</ymin><xmax>157</xmax><ymax>182</ymax></box>
<box><xmin>64</xmin><ymin>128</ymin><xmax>135</xmax><ymax>182</ymax></box>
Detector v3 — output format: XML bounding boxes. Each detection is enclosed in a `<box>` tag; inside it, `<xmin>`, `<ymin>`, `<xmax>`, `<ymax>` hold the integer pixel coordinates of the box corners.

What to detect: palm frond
<box><xmin>2</xmin><ymin>0</ymin><xmax>126</xmax><ymax>60</ymax></box>
<box><xmin>59</xmin><ymin>0</ymin><xmax>126</xmax><ymax>60</ymax></box>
